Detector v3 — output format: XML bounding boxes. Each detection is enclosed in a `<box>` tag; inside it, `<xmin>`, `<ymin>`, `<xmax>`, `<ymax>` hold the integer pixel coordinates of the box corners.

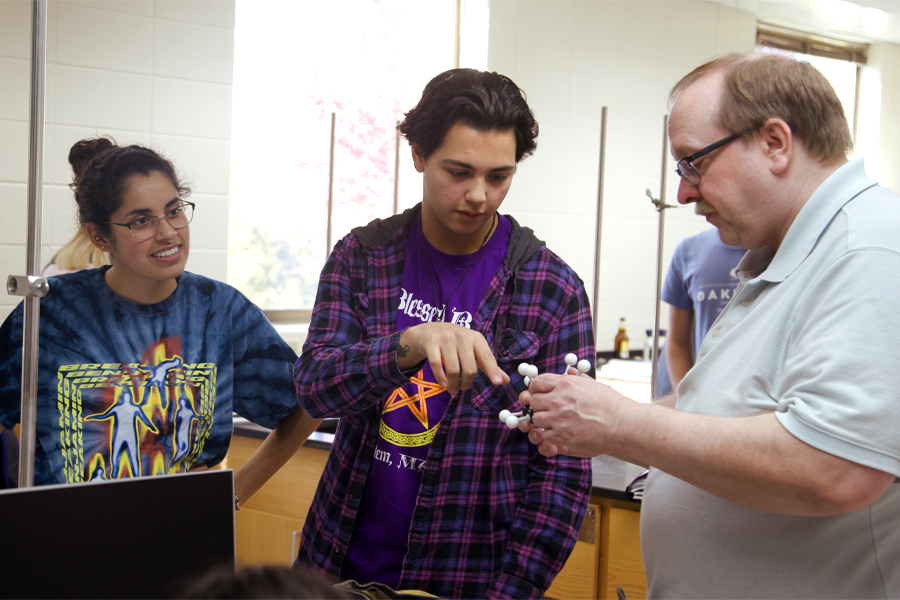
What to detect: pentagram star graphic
<box><xmin>382</xmin><ymin>368</ymin><xmax>446</xmax><ymax>429</ymax></box>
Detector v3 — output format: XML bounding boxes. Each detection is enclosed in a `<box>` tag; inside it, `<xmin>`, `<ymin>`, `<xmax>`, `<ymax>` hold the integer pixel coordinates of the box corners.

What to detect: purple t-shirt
<box><xmin>342</xmin><ymin>213</ymin><xmax>510</xmax><ymax>587</ymax></box>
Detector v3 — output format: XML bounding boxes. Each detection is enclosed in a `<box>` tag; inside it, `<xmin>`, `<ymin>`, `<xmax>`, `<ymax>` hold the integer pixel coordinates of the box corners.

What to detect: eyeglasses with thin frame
<box><xmin>106</xmin><ymin>201</ymin><xmax>195</xmax><ymax>241</ymax></box>
<box><xmin>674</xmin><ymin>130</ymin><xmax>748</xmax><ymax>185</ymax></box>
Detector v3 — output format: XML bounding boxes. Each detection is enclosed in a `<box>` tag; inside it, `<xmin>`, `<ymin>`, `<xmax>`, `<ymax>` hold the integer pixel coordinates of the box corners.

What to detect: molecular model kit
<box><xmin>498</xmin><ymin>353</ymin><xmax>590</xmax><ymax>429</ymax></box>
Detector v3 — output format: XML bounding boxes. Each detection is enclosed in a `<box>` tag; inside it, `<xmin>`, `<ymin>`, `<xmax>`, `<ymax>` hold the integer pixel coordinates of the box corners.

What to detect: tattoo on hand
<box><xmin>398</xmin><ymin>344</ymin><xmax>410</xmax><ymax>358</ymax></box>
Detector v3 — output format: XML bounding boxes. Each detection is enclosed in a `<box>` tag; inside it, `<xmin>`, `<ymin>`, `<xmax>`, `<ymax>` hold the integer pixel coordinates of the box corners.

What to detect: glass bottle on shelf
<box><xmin>614</xmin><ymin>317</ymin><xmax>629</xmax><ymax>359</ymax></box>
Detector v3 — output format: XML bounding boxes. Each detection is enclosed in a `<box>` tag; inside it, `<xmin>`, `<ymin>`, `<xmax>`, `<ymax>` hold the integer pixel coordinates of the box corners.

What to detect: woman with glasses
<box><xmin>0</xmin><ymin>137</ymin><xmax>321</xmax><ymax>501</ymax></box>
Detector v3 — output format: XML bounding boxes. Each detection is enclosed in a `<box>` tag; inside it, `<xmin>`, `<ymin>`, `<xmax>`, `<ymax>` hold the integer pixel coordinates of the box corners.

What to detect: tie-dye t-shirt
<box><xmin>0</xmin><ymin>268</ymin><xmax>299</xmax><ymax>486</ymax></box>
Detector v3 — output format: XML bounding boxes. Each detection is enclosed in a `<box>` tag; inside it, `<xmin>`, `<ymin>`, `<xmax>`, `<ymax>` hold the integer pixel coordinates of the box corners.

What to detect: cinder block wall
<box><xmin>487</xmin><ymin>0</ymin><xmax>900</xmax><ymax>349</ymax></box>
<box><xmin>0</xmin><ymin>0</ymin><xmax>235</xmax><ymax>322</ymax></box>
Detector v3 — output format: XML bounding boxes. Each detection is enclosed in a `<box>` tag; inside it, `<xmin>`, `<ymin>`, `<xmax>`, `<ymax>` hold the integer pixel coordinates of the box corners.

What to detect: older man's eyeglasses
<box><xmin>674</xmin><ymin>131</ymin><xmax>747</xmax><ymax>185</ymax></box>
<box><xmin>107</xmin><ymin>201</ymin><xmax>195</xmax><ymax>241</ymax></box>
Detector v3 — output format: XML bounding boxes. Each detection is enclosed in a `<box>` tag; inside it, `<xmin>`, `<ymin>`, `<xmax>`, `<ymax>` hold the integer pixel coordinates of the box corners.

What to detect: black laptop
<box><xmin>0</xmin><ymin>469</ymin><xmax>236</xmax><ymax>599</ymax></box>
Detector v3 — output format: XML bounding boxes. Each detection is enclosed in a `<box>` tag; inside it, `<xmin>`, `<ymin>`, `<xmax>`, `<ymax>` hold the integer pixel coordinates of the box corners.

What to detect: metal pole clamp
<box><xmin>7</xmin><ymin>275</ymin><xmax>49</xmax><ymax>298</ymax></box>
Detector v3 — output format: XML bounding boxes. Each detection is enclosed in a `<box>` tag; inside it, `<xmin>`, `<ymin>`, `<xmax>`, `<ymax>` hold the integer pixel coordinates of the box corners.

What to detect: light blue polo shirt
<box><xmin>642</xmin><ymin>158</ymin><xmax>900</xmax><ymax>599</ymax></box>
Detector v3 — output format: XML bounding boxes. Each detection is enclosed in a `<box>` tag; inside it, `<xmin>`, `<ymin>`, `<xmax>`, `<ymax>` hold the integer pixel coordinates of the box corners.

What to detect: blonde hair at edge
<box><xmin>50</xmin><ymin>226</ymin><xmax>110</xmax><ymax>271</ymax></box>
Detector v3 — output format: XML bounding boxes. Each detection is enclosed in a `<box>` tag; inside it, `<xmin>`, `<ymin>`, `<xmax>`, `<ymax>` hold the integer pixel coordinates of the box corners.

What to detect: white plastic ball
<box><xmin>505</xmin><ymin>415</ymin><xmax>520</xmax><ymax>429</ymax></box>
<box><xmin>518</xmin><ymin>363</ymin><xmax>529</xmax><ymax>376</ymax></box>
<box><xmin>526</xmin><ymin>365</ymin><xmax>539</xmax><ymax>379</ymax></box>
<box><xmin>577</xmin><ymin>359</ymin><xmax>591</xmax><ymax>373</ymax></box>
<box><xmin>499</xmin><ymin>409</ymin><xmax>511</xmax><ymax>422</ymax></box>
<box><xmin>565</xmin><ymin>353</ymin><xmax>577</xmax><ymax>366</ymax></box>
<box><xmin>523</xmin><ymin>376</ymin><xmax>531</xmax><ymax>387</ymax></box>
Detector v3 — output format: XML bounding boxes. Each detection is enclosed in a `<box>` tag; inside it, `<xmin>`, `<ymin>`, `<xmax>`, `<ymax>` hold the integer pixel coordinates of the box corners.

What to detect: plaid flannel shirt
<box><xmin>294</xmin><ymin>205</ymin><xmax>594</xmax><ymax>599</ymax></box>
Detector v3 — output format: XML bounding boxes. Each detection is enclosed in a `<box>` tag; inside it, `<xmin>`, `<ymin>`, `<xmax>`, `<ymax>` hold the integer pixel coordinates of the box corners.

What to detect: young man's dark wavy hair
<box><xmin>398</xmin><ymin>68</ymin><xmax>538</xmax><ymax>162</ymax></box>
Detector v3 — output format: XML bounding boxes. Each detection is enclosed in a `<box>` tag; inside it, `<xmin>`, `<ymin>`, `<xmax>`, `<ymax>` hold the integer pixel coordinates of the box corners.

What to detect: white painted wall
<box><xmin>865</xmin><ymin>43</ymin><xmax>900</xmax><ymax>193</ymax></box>
<box><xmin>0</xmin><ymin>0</ymin><xmax>235</xmax><ymax>322</ymax></box>
<box><xmin>2</xmin><ymin>0</ymin><xmax>897</xmax><ymax>345</ymax></box>
<box><xmin>485</xmin><ymin>0</ymin><xmax>900</xmax><ymax>351</ymax></box>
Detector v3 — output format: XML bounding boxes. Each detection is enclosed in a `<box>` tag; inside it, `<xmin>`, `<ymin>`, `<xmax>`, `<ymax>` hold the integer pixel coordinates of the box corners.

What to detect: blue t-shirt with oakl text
<box><xmin>657</xmin><ymin>228</ymin><xmax>746</xmax><ymax>396</ymax></box>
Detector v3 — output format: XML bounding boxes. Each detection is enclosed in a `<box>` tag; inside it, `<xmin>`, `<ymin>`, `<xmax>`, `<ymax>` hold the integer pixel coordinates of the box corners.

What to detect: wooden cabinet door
<box><xmin>226</xmin><ymin>436</ymin><xmax>329</xmax><ymax>567</ymax></box>
<box><xmin>547</xmin><ymin>503</ymin><xmax>600</xmax><ymax>599</ymax></box>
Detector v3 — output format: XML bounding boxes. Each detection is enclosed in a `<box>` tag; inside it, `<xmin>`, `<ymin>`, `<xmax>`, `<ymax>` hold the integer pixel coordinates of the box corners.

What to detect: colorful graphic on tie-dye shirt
<box><xmin>55</xmin><ymin>338</ymin><xmax>216</xmax><ymax>483</ymax></box>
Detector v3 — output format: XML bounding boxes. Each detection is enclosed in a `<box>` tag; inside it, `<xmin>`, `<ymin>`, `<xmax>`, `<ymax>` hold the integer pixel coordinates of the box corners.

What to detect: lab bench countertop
<box><xmin>232</xmin><ymin>417</ymin><xmax>644</xmax><ymax>502</ymax></box>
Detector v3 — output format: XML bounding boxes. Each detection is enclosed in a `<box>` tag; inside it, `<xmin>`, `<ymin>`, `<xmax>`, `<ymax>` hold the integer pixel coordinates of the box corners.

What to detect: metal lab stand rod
<box><xmin>592</xmin><ymin>106</ymin><xmax>608</xmax><ymax>347</ymax></box>
<box><xmin>7</xmin><ymin>0</ymin><xmax>48</xmax><ymax>489</ymax></box>
<box><xmin>393</xmin><ymin>121</ymin><xmax>401</xmax><ymax>215</ymax></box>
<box><xmin>648</xmin><ymin>114</ymin><xmax>677</xmax><ymax>401</ymax></box>
<box><xmin>326</xmin><ymin>112</ymin><xmax>336</xmax><ymax>257</ymax></box>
